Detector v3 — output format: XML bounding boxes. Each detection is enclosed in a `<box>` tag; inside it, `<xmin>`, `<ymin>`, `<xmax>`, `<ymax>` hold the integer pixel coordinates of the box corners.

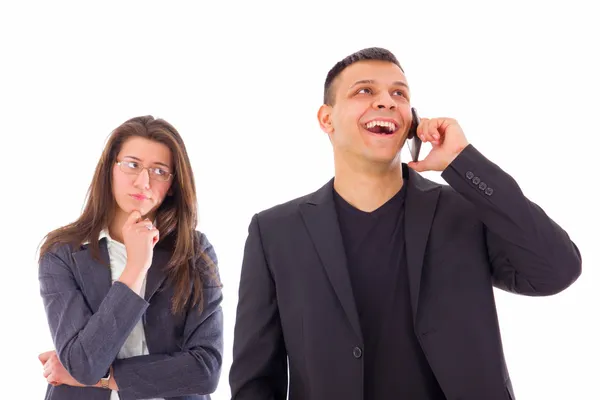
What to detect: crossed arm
<box><xmin>38</xmin><ymin>245</ymin><xmax>223</xmax><ymax>399</ymax></box>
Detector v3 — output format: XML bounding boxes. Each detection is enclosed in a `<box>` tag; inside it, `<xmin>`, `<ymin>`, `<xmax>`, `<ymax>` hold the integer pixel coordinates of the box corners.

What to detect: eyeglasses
<box><xmin>116</xmin><ymin>160</ymin><xmax>174</xmax><ymax>182</ymax></box>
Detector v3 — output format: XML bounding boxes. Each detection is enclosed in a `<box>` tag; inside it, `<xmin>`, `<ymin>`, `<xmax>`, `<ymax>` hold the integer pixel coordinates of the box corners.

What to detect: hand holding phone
<box><xmin>406</xmin><ymin>112</ymin><xmax>470</xmax><ymax>172</ymax></box>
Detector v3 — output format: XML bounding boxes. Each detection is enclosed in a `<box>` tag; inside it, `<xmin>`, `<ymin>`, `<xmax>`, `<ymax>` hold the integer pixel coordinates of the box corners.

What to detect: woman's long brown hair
<box><xmin>39</xmin><ymin>115</ymin><xmax>219</xmax><ymax>314</ymax></box>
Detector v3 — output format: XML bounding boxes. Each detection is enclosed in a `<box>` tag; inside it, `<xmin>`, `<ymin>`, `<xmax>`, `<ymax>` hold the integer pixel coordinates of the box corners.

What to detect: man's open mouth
<box><xmin>364</xmin><ymin>120</ymin><xmax>398</xmax><ymax>135</ymax></box>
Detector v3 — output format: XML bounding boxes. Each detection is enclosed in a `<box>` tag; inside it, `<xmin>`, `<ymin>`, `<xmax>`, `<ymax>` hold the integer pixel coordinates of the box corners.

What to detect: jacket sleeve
<box><xmin>441</xmin><ymin>144</ymin><xmax>582</xmax><ymax>295</ymax></box>
<box><xmin>112</xmin><ymin>233</ymin><xmax>224</xmax><ymax>399</ymax></box>
<box><xmin>229</xmin><ymin>214</ymin><xmax>288</xmax><ymax>400</ymax></box>
<box><xmin>39</xmin><ymin>247</ymin><xmax>149</xmax><ymax>385</ymax></box>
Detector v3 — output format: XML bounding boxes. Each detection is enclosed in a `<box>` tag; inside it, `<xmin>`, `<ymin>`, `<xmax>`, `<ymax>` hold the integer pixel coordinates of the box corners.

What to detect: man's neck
<box><xmin>333</xmin><ymin>157</ymin><xmax>404</xmax><ymax>212</ymax></box>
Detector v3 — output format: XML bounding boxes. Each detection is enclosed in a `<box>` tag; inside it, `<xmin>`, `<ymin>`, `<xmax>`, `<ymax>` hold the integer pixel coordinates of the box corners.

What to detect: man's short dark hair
<box><xmin>323</xmin><ymin>47</ymin><xmax>404</xmax><ymax>105</ymax></box>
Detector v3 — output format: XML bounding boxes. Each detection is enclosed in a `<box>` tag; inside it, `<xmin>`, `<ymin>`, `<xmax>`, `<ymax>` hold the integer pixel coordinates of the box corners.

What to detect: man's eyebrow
<box><xmin>349</xmin><ymin>79</ymin><xmax>409</xmax><ymax>89</ymax></box>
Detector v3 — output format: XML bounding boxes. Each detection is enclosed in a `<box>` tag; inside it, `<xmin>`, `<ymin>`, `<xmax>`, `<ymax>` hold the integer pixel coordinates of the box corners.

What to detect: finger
<box><xmin>407</xmin><ymin>159</ymin><xmax>431</xmax><ymax>173</ymax></box>
<box><xmin>134</xmin><ymin>220</ymin><xmax>154</xmax><ymax>230</ymax></box>
<box><xmin>422</xmin><ymin>118</ymin><xmax>438</xmax><ymax>145</ymax></box>
<box><xmin>135</xmin><ymin>218</ymin><xmax>153</xmax><ymax>227</ymax></box>
<box><xmin>39</xmin><ymin>351</ymin><xmax>54</xmax><ymax>365</ymax></box>
<box><xmin>428</xmin><ymin>118</ymin><xmax>442</xmax><ymax>142</ymax></box>
<box><xmin>420</xmin><ymin>119</ymin><xmax>436</xmax><ymax>144</ymax></box>
<box><xmin>149</xmin><ymin>227</ymin><xmax>160</xmax><ymax>243</ymax></box>
<box><xmin>43</xmin><ymin>367</ymin><xmax>52</xmax><ymax>378</ymax></box>
<box><xmin>436</xmin><ymin>117</ymin><xmax>456</xmax><ymax>134</ymax></box>
<box><xmin>135</xmin><ymin>225</ymin><xmax>158</xmax><ymax>236</ymax></box>
<box><xmin>124</xmin><ymin>211</ymin><xmax>143</xmax><ymax>229</ymax></box>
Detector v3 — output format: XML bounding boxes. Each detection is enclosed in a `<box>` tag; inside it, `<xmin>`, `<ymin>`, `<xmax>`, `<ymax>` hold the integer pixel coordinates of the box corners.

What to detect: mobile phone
<box><xmin>407</xmin><ymin>107</ymin><xmax>421</xmax><ymax>162</ymax></box>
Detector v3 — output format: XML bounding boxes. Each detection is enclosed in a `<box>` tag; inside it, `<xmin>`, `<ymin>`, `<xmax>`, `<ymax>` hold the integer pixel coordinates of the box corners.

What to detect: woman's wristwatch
<box><xmin>100</xmin><ymin>369</ymin><xmax>111</xmax><ymax>389</ymax></box>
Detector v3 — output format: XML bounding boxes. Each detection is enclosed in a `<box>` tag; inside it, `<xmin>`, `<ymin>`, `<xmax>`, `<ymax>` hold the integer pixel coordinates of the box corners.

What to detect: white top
<box><xmin>98</xmin><ymin>229</ymin><xmax>163</xmax><ymax>400</ymax></box>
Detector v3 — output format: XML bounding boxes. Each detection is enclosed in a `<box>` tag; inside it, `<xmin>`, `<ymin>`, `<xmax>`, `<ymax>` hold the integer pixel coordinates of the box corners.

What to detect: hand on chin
<box><xmin>130</xmin><ymin>201</ymin><xmax>154</xmax><ymax>219</ymax></box>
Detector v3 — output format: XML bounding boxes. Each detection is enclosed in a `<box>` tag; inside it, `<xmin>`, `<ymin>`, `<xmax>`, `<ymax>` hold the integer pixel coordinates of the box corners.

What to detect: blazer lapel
<box><xmin>404</xmin><ymin>166</ymin><xmax>441</xmax><ymax>323</ymax></box>
<box><xmin>144</xmin><ymin>248</ymin><xmax>170</xmax><ymax>303</ymax></box>
<box><xmin>72</xmin><ymin>238</ymin><xmax>112</xmax><ymax>313</ymax></box>
<box><xmin>299</xmin><ymin>179</ymin><xmax>363</xmax><ymax>341</ymax></box>
<box><xmin>73</xmin><ymin>238</ymin><xmax>170</xmax><ymax>311</ymax></box>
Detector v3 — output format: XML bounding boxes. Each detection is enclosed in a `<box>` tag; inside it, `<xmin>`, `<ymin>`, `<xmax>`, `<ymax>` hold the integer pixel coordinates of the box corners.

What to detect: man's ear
<box><xmin>317</xmin><ymin>104</ymin><xmax>334</xmax><ymax>134</ymax></box>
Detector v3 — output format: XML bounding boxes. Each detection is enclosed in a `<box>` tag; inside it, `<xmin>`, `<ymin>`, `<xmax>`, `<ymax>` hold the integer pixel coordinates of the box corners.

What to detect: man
<box><xmin>229</xmin><ymin>47</ymin><xmax>581</xmax><ymax>400</ymax></box>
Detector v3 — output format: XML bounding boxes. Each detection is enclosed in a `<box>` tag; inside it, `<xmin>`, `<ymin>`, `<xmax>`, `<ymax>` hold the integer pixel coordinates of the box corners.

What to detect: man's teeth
<box><xmin>365</xmin><ymin>120</ymin><xmax>396</xmax><ymax>132</ymax></box>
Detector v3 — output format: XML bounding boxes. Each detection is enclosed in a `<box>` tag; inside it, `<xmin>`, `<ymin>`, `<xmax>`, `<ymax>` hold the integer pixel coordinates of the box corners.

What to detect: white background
<box><xmin>1</xmin><ymin>1</ymin><xmax>598</xmax><ymax>399</ymax></box>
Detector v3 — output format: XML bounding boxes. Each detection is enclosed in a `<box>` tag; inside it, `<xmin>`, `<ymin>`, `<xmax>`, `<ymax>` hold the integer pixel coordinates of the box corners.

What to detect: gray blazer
<box><xmin>39</xmin><ymin>232</ymin><xmax>223</xmax><ymax>400</ymax></box>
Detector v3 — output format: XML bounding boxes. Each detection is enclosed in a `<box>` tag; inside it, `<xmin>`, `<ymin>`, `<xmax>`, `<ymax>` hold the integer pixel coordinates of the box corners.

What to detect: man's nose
<box><xmin>374</xmin><ymin>92</ymin><xmax>396</xmax><ymax>110</ymax></box>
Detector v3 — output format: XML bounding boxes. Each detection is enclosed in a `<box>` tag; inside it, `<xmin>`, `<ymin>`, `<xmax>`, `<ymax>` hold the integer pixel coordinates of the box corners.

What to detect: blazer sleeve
<box><xmin>39</xmin><ymin>247</ymin><xmax>149</xmax><ymax>385</ymax></box>
<box><xmin>112</xmin><ymin>233</ymin><xmax>224</xmax><ymax>400</ymax></box>
<box><xmin>441</xmin><ymin>144</ymin><xmax>582</xmax><ymax>295</ymax></box>
<box><xmin>229</xmin><ymin>214</ymin><xmax>288</xmax><ymax>400</ymax></box>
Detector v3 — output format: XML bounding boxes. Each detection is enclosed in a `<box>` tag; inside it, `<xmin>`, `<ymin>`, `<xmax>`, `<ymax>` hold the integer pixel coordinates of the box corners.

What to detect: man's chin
<box><xmin>333</xmin><ymin>147</ymin><xmax>401</xmax><ymax>169</ymax></box>
<box><xmin>366</xmin><ymin>150</ymin><xmax>402</xmax><ymax>165</ymax></box>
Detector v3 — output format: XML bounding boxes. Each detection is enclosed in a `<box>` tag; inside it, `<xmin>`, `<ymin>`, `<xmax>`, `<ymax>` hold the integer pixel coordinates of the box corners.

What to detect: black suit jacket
<box><xmin>229</xmin><ymin>145</ymin><xmax>581</xmax><ymax>400</ymax></box>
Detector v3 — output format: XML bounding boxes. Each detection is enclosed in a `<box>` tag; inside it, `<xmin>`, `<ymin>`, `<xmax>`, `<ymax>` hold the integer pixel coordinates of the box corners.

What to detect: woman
<box><xmin>38</xmin><ymin>116</ymin><xmax>223</xmax><ymax>400</ymax></box>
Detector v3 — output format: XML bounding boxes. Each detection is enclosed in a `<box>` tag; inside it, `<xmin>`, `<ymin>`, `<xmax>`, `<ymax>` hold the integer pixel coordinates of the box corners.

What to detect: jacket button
<box><xmin>466</xmin><ymin>171</ymin><xmax>474</xmax><ymax>180</ymax></box>
<box><xmin>353</xmin><ymin>346</ymin><xmax>362</xmax><ymax>358</ymax></box>
<box><xmin>478</xmin><ymin>182</ymin><xmax>487</xmax><ymax>190</ymax></box>
<box><xmin>485</xmin><ymin>187</ymin><xmax>494</xmax><ymax>196</ymax></box>
<box><xmin>472</xmin><ymin>176</ymin><xmax>481</xmax><ymax>185</ymax></box>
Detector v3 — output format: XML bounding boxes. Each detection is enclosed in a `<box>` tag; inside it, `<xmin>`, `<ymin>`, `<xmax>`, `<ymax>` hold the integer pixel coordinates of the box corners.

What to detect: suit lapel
<box><xmin>299</xmin><ymin>179</ymin><xmax>363</xmax><ymax>341</ymax></box>
<box><xmin>144</xmin><ymin>248</ymin><xmax>170</xmax><ymax>303</ymax></box>
<box><xmin>405</xmin><ymin>166</ymin><xmax>441</xmax><ymax>323</ymax></box>
<box><xmin>72</xmin><ymin>239</ymin><xmax>112</xmax><ymax>313</ymax></box>
<box><xmin>72</xmin><ymin>238</ymin><xmax>171</xmax><ymax>310</ymax></box>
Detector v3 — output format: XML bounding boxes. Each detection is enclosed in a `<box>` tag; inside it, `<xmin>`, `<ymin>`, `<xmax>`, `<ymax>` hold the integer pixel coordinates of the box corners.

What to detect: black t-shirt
<box><xmin>333</xmin><ymin>182</ymin><xmax>446</xmax><ymax>400</ymax></box>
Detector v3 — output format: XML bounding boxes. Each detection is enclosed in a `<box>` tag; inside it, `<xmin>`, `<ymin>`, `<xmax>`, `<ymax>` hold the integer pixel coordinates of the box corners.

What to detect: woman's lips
<box><xmin>130</xmin><ymin>194</ymin><xmax>148</xmax><ymax>201</ymax></box>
